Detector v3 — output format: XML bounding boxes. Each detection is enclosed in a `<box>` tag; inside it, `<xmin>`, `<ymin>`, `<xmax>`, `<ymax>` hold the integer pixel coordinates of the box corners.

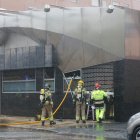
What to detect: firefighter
<box><xmin>91</xmin><ymin>83</ymin><xmax>108</xmax><ymax>123</ymax></box>
<box><xmin>73</xmin><ymin>80</ymin><xmax>88</xmax><ymax>123</ymax></box>
<box><xmin>40</xmin><ymin>83</ymin><xmax>56</xmax><ymax>126</ymax></box>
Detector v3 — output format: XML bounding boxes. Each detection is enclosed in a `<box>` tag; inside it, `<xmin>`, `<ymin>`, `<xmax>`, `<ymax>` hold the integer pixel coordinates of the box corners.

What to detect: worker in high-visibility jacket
<box><xmin>91</xmin><ymin>83</ymin><xmax>108</xmax><ymax>123</ymax></box>
<box><xmin>40</xmin><ymin>84</ymin><xmax>56</xmax><ymax>126</ymax></box>
<box><xmin>73</xmin><ymin>80</ymin><xmax>88</xmax><ymax>123</ymax></box>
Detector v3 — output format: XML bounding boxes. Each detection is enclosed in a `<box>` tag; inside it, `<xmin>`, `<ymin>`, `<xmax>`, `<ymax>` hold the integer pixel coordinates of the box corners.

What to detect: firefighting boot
<box><xmin>50</xmin><ymin>121</ymin><xmax>56</xmax><ymax>125</ymax></box>
<box><xmin>99</xmin><ymin>118</ymin><xmax>102</xmax><ymax>123</ymax></box>
<box><xmin>41</xmin><ymin>121</ymin><xmax>45</xmax><ymax>126</ymax></box>
<box><xmin>82</xmin><ymin>120</ymin><xmax>86</xmax><ymax>123</ymax></box>
<box><xmin>76</xmin><ymin>120</ymin><xmax>79</xmax><ymax>123</ymax></box>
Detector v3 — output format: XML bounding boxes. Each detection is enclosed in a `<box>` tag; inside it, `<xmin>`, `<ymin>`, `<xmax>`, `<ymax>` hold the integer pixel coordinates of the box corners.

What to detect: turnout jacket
<box><xmin>91</xmin><ymin>90</ymin><xmax>107</xmax><ymax>107</ymax></box>
<box><xmin>40</xmin><ymin>89</ymin><xmax>53</xmax><ymax>105</ymax></box>
<box><xmin>73</xmin><ymin>86</ymin><xmax>88</xmax><ymax>103</ymax></box>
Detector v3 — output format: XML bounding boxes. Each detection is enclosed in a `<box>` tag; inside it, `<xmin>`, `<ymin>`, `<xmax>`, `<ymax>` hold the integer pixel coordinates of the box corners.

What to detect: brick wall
<box><xmin>0</xmin><ymin>0</ymin><xmax>139</xmax><ymax>11</ymax></box>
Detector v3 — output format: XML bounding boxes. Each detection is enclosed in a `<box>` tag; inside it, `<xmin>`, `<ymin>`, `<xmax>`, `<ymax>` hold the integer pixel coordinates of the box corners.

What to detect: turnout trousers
<box><xmin>41</xmin><ymin>101</ymin><xmax>53</xmax><ymax>122</ymax></box>
<box><xmin>76</xmin><ymin>101</ymin><xmax>86</xmax><ymax>121</ymax></box>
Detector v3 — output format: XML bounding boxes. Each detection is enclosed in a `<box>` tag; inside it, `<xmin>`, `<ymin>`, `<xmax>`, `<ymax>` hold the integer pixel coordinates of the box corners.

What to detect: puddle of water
<box><xmin>0</xmin><ymin>124</ymin><xmax>127</xmax><ymax>140</ymax></box>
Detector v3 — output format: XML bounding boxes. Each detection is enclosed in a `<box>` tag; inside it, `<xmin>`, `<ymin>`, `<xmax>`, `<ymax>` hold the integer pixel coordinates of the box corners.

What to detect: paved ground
<box><xmin>0</xmin><ymin>115</ymin><xmax>127</xmax><ymax>140</ymax></box>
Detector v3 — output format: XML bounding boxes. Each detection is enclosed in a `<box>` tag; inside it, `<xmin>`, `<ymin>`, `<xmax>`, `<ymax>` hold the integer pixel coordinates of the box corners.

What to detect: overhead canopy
<box><xmin>0</xmin><ymin>7</ymin><xmax>125</xmax><ymax>72</ymax></box>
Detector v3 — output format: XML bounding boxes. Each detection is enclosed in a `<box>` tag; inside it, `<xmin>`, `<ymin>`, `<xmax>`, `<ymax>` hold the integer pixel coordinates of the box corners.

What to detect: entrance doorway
<box><xmin>82</xmin><ymin>63</ymin><xmax>114</xmax><ymax>120</ymax></box>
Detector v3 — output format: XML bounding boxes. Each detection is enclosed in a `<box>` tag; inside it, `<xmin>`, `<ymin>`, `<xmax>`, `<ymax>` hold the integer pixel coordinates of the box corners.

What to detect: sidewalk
<box><xmin>0</xmin><ymin>115</ymin><xmax>127</xmax><ymax>139</ymax></box>
<box><xmin>0</xmin><ymin>115</ymin><xmax>115</xmax><ymax>129</ymax></box>
<box><xmin>0</xmin><ymin>115</ymin><xmax>78</xmax><ymax>131</ymax></box>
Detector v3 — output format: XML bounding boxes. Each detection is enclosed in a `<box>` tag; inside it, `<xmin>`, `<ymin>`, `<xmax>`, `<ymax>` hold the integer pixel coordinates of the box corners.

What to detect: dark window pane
<box><xmin>44</xmin><ymin>68</ymin><xmax>54</xmax><ymax>78</ymax></box>
<box><xmin>44</xmin><ymin>79</ymin><xmax>55</xmax><ymax>92</ymax></box>
<box><xmin>3</xmin><ymin>81</ymin><xmax>36</xmax><ymax>93</ymax></box>
<box><xmin>64</xmin><ymin>78</ymin><xmax>80</xmax><ymax>92</ymax></box>
<box><xmin>3</xmin><ymin>69</ymin><xmax>35</xmax><ymax>80</ymax></box>
<box><xmin>64</xmin><ymin>70</ymin><xmax>81</xmax><ymax>92</ymax></box>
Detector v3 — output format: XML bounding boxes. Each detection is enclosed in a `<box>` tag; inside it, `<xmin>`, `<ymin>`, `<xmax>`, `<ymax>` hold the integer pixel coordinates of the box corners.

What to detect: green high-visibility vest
<box><xmin>91</xmin><ymin>90</ymin><xmax>107</xmax><ymax>101</ymax></box>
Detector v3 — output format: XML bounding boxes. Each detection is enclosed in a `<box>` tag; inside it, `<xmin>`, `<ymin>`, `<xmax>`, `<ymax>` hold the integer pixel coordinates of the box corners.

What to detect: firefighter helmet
<box><xmin>78</xmin><ymin>80</ymin><xmax>84</xmax><ymax>85</ymax></box>
<box><xmin>95</xmin><ymin>82</ymin><xmax>101</xmax><ymax>89</ymax></box>
<box><xmin>44</xmin><ymin>83</ymin><xmax>50</xmax><ymax>89</ymax></box>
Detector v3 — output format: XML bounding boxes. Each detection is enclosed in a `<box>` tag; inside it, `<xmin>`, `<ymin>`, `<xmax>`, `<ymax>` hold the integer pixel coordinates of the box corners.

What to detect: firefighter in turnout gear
<box><xmin>73</xmin><ymin>80</ymin><xmax>88</xmax><ymax>123</ymax></box>
<box><xmin>91</xmin><ymin>83</ymin><xmax>108</xmax><ymax>123</ymax></box>
<box><xmin>40</xmin><ymin>84</ymin><xmax>56</xmax><ymax>126</ymax></box>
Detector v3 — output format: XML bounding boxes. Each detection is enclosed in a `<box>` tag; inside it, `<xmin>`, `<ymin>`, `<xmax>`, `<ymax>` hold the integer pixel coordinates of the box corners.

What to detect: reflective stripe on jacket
<box><xmin>91</xmin><ymin>90</ymin><xmax>107</xmax><ymax>106</ymax></box>
<box><xmin>74</xmin><ymin>87</ymin><xmax>87</xmax><ymax>102</ymax></box>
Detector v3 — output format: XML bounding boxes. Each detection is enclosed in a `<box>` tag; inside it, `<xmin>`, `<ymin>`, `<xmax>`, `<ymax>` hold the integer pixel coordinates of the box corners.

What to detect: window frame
<box><xmin>43</xmin><ymin>68</ymin><xmax>55</xmax><ymax>93</ymax></box>
<box><xmin>63</xmin><ymin>69</ymin><xmax>81</xmax><ymax>93</ymax></box>
<box><xmin>2</xmin><ymin>70</ymin><xmax>36</xmax><ymax>93</ymax></box>
<box><xmin>44</xmin><ymin>78</ymin><xmax>55</xmax><ymax>93</ymax></box>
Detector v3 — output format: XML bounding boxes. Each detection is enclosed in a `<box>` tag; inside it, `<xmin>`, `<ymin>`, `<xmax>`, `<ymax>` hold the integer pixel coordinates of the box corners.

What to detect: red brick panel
<box><xmin>0</xmin><ymin>0</ymin><xmax>91</xmax><ymax>10</ymax></box>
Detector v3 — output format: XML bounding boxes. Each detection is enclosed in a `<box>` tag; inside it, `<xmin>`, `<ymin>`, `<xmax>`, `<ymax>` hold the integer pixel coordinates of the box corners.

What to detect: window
<box><xmin>122</xmin><ymin>3</ymin><xmax>129</xmax><ymax>7</ymax></box>
<box><xmin>91</xmin><ymin>0</ymin><xmax>107</xmax><ymax>7</ymax></box>
<box><xmin>44</xmin><ymin>68</ymin><xmax>55</xmax><ymax>92</ymax></box>
<box><xmin>44</xmin><ymin>79</ymin><xmax>55</xmax><ymax>92</ymax></box>
<box><xmin>113</xmin><ymin>1</ymin><xmax>119</xmax><ymax>6</ymax></box>
<box><xmin>2</xmin><ymin>69</ymin><xmax>36</xmax><ymax>93</ymax></box>
<box><xmin>3</xmin><ymin>69</ymin><xmax>35</xmax><ymax>80</ymax></box>
<box><xmin>63</xmin><ymin>70</ymin><xmax>81</xmax><ymax>92</ymax></box>
<box><xmin>91</xmin><ymin>0</ymin><xmax>99</xmax><ymax>6</ymax></box>
<box><xmin>71</xmin><ymin>0</ymin><xmax>78</xmax><ymax>2</ymax></box>
<box><xmin>120</xmin><ymin>1</ymin><xmax>130</xmax><ymax>8</ymax></box>
<box><xmin>63</xmin><ymin>77</ymin><xmax>81</xmax><ymax>92</ymax></box>
<box><xmin>65</xmin><ymin>0</ymin><xmax>79</xmax><ymax>3</ymax></box>
<box><xmin>3</xmin><ymin>81</ymin><xmax>35</xmax><ymax>93</ymax></box>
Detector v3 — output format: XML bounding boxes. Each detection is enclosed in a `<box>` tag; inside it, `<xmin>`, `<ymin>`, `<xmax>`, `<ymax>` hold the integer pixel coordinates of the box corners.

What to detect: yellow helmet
<box><xmin>78</xmin><ymin>80</ymin><xmax>84</xmax><ymax>85</ymax></box>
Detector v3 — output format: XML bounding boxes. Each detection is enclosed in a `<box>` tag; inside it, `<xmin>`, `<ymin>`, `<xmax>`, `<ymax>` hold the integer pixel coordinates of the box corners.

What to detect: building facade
<box><xmin>0</xmin><ymin>3</ymin><xmax>140</xmax><ymax>122</ymax></box>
